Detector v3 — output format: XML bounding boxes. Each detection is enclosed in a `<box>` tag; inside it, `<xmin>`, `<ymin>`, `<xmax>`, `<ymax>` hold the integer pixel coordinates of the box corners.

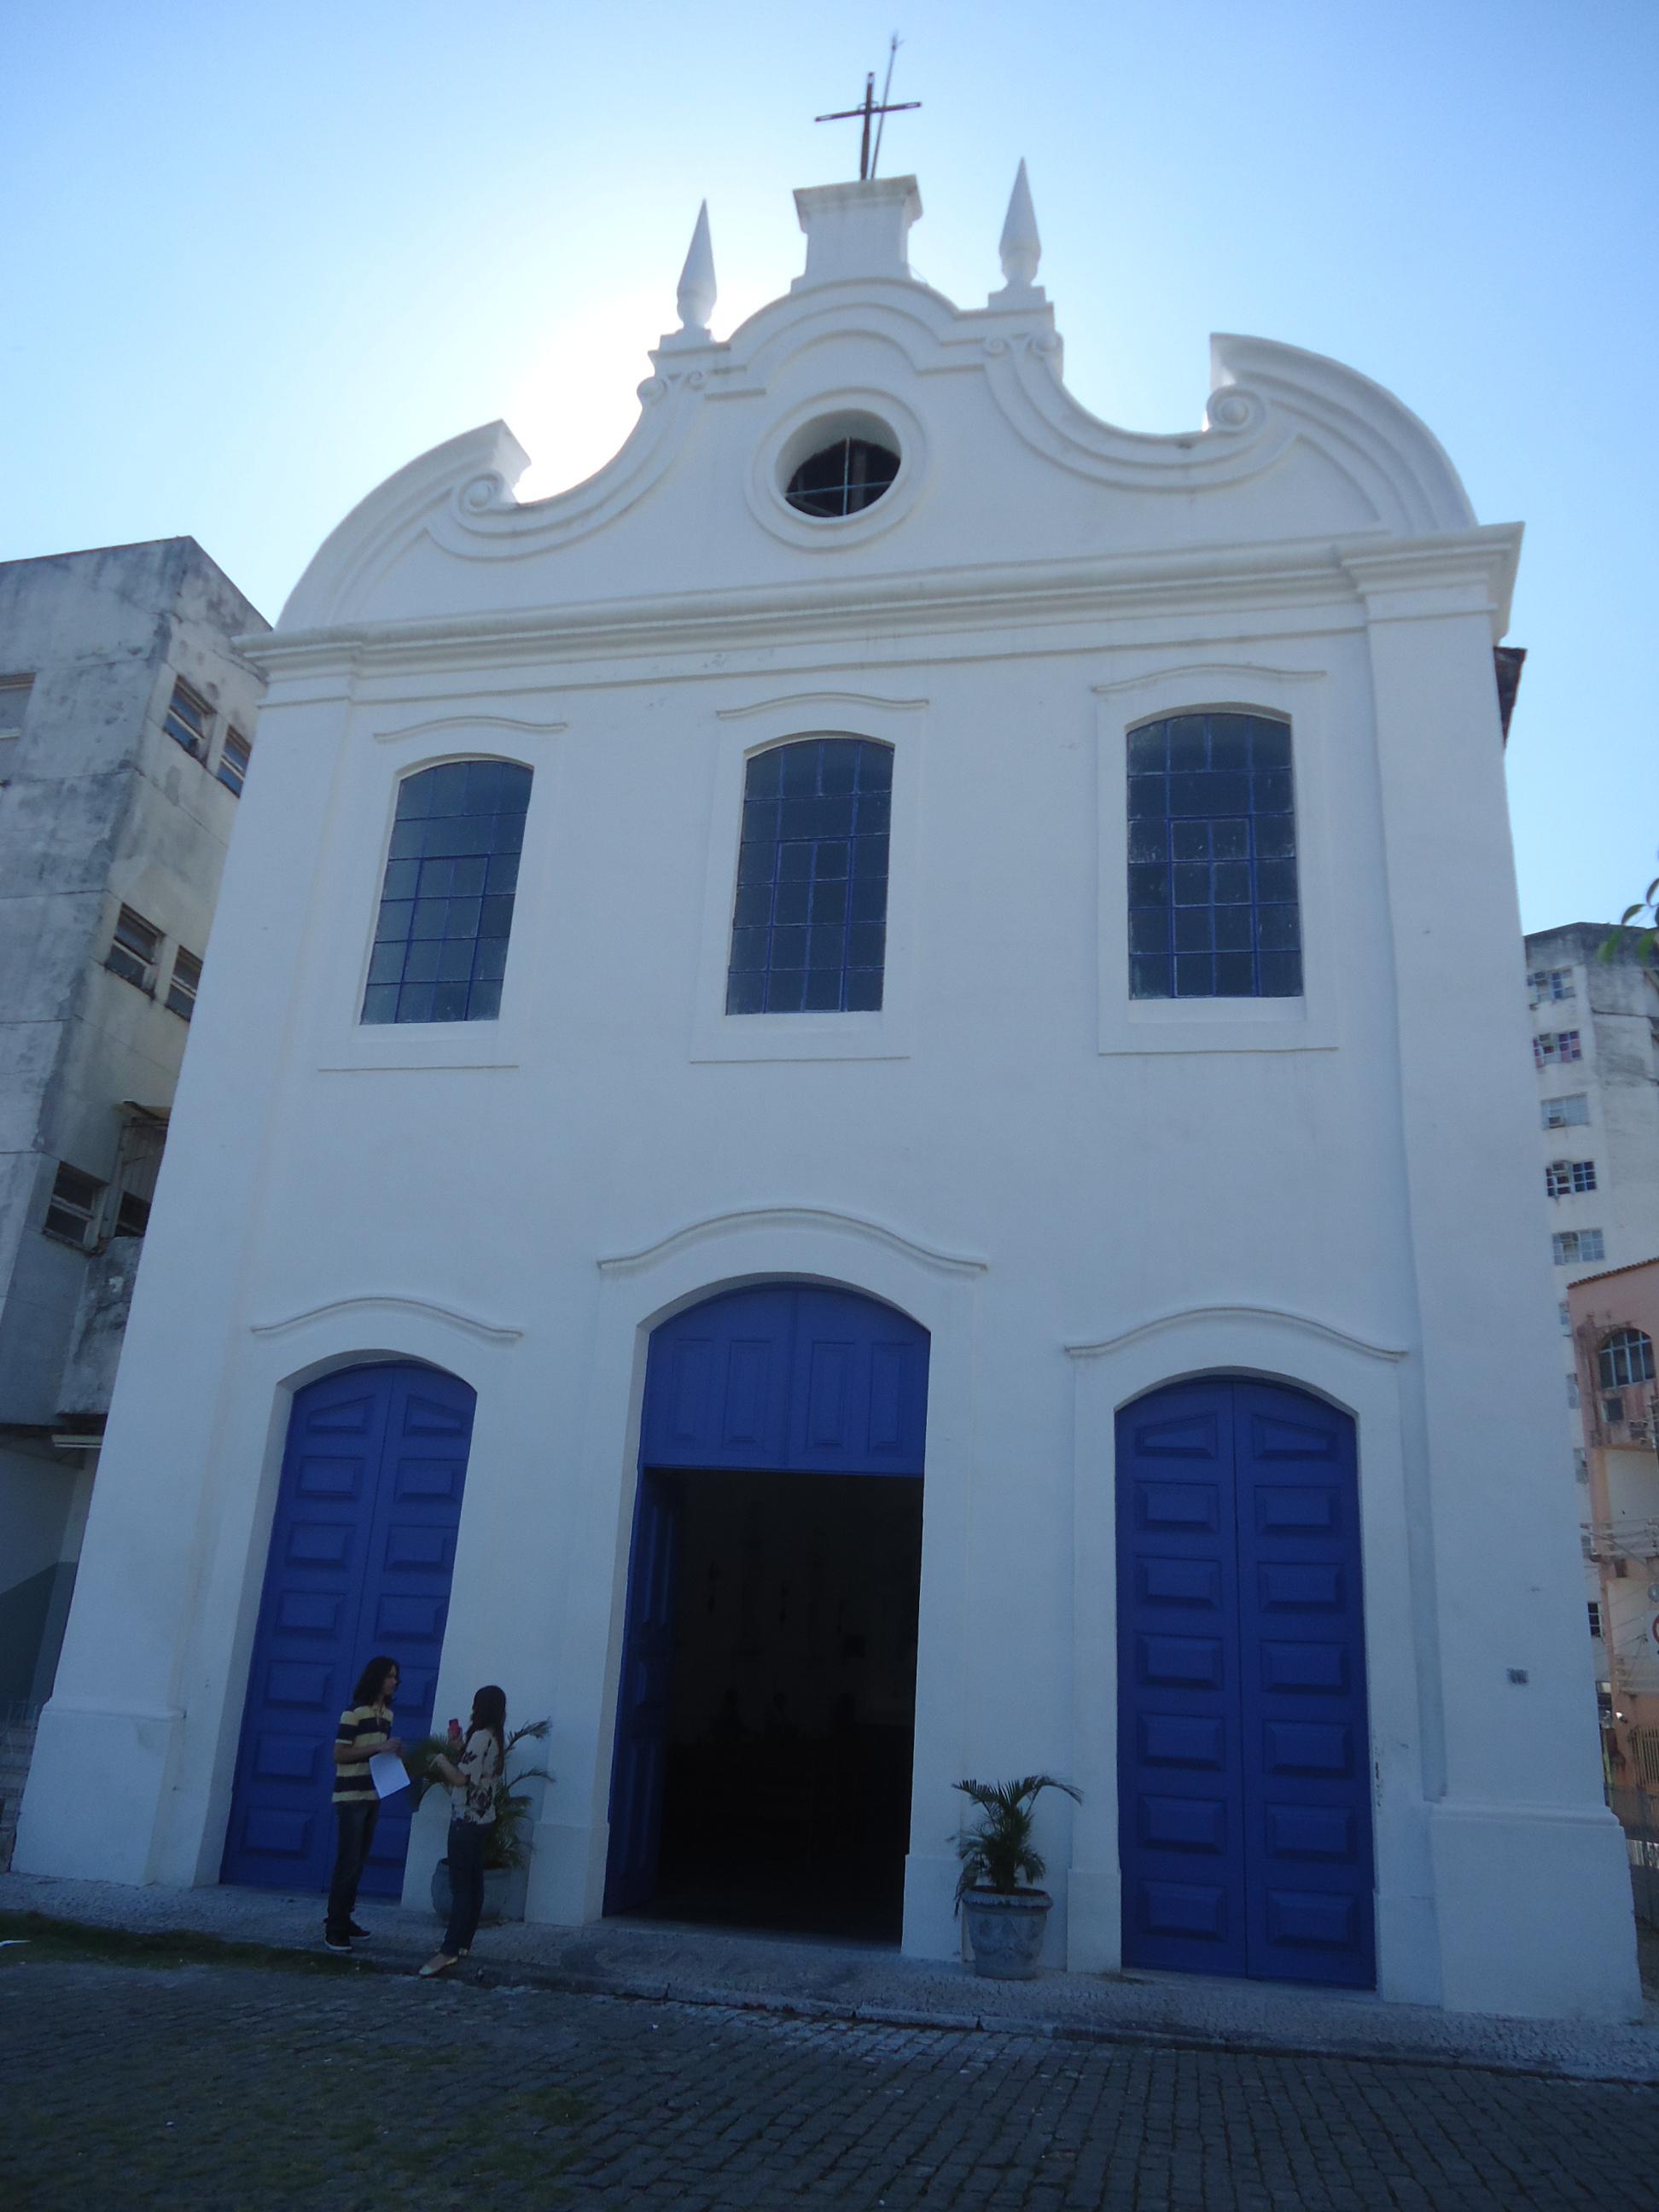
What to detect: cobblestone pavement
<box><xmin>7</xmin><ymin>1953</ymin><xmax>1658</xmax><ymax>2212</ymax></box>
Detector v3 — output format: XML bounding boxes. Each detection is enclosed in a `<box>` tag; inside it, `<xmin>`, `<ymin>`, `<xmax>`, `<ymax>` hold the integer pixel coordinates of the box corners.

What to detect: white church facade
<box><xmin>16</xmin><ymin>172</ymin><xmax>1640</xmax><ymax>2017</ymax></box>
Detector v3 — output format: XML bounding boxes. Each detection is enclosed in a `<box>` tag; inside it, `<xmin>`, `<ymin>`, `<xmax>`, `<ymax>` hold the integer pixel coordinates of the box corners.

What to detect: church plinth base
<box><xmin>1429</xmin><ymin>1802</ymin><xmax>1641</xmax><ymax>2020</ymax></box>
<box><xmin>14</xmin><ymin>1701</ymin><xmax>184</xmax><ymax>1885</ymax></box>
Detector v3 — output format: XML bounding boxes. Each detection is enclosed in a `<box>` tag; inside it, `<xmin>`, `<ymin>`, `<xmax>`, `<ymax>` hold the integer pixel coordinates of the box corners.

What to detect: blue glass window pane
<box><xmin>812</xmin><ymin>877</ymin><xmax>848</xmax><ymax>925</ymax></box>
<box><xmin>1167</xmin><ymin>717</ymin><xmax>1207</xmax><ymax>771</ymax></box>
<box><xmin>362</xmin><ymin>759</ymin><xmax>530</xmax><ymax>1025</ymax></box>
<box><xmin>1126</xmin><ymin>713</ymin><xmax>1299</xmax><ymax>1001</ymax></box>
<box><xmin>726</xmin><ymin>737</ymin><xmax>892</xmax><ymax>1013</ymax></box>
<box><xmin>1260</xmin><ymin>952</ymin><xmax>1303</xmax><ymax>996</ymax></box>
<box><xmin>1173</xmin><ymin>863</ymin><xmax>1208</xmax><ymax>905</ymax></box>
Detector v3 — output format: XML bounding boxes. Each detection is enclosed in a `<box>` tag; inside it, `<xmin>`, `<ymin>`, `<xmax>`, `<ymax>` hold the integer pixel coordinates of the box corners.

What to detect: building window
<box><xmin>1542</xmin><ymin>1093</ymin><xmax>1590</xmax><ymax>1129</ymax></box>
<box><xmin>1575</xmin><ymin>1448</ymin><xmax>1588</xmax><ymax>1483</ymax></box>
<box><xmin>1527</xmin><ymin>967</ymin><xmax>1575</xmax><ymax>1004</ymax></box>
<box><xmin>44</xmin><ymin>1164</ymin><xmax>103</xmax><ymax>1248</ymax></box>
<box><xmin>1566</xmin><ymin>1371</ymin><xmax>1580</xmax><ymax>1408</ymax></box>
<box><xmin>108</xmin><ymin>1106</ymin><xmax>166</xmax><ymax>1239</ymax></box>
<box><xmin>163</xmin><ymin>679</ymin><xmax>211</xmax><ymax>759</ymax></box>
<box><xmin>0</xmin><ymin>673</ymin><xmax>31</xmax><ymax>780</ymax></box>
<box><xmin>1559</xmin><ymin>1301</ymin><xmax>1571</xmax><ymax>1335</ymax></box>
<box><xmin>1545</xmin><ymin>1159</ymin><xmax>1597</xmax><ymax>1197</ymax></box>
<box><xmin>1598</xmin><ymin>1330</ymin><xmax>1656</xmax><ymax>1390</ymax></box>
<box><xmin>784</xmin><ymin>437</ymin><xmax>900</xmax><ymax>518</ymax></box>
<box><xmin>1534</xmin><ymin>1031</ymin><xmax>1582</xmax><ymax>1067</ymax></box>
<box><xmin>726</xmin><ymin>738</ymin><xmax>891</xmax><ymax>1014</ymax></box>
<box><xmin>1126</xmin><ymin>713</ymin><xmax>1300</xmax><ymax>1000</ymax></box>
<box><xmin>166</xmin><ymin>946</ymin><xmax>202</xmax><ymax>1022</ymax></box>
<box><xmin>216</xmin><ymin>726</ymin><xmax>252</xmax><ymax>796</ymax></box>
<box><xmin>1553</xmin><ymin>1229</ymin><xmax>1606</xmax><ymax>1265</ymax></box>
<box><xmin>1589</xmin><ymin>1602</ymin><xmax>1603</xmax><ymax>1639</ymax></box>
<box><xmin>361</xmin><ymin>760</ymin><xmax>531</xmax><ymax>1025</ymax></box>
<box><xmin>106</xmin><ymin>905</ymin><xmax>162</xmax><ymax>993</ymax></box>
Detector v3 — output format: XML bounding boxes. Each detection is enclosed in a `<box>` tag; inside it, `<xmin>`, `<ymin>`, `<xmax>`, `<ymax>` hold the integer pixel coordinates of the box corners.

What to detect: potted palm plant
<box><xmin>408</xmin><ymin>1717</ymin><xmax>552</xmax><ymax>1925</ymax></box>
<box><xmin>953</xmin><ymin>1773</ymin><xmax>1081</xmax><ymax>1980</ymax></box>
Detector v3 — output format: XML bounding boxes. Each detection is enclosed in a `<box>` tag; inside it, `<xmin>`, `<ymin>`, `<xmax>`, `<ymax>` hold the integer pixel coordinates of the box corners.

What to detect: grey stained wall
<box><xmin>0</xmin><ymin>539</ymin><xmax>267</xmax><ymax>1703</ymax></box>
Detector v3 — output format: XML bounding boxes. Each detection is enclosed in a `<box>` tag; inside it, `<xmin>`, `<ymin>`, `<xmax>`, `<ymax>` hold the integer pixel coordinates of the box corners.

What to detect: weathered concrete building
<box><xmin>1525</xmin><ymin>926</ymin><xmax>1659</xmax><ymax>1696</ymax></box>
<box><xmin>15</xmin><ymin>175</ymin><xmax>1641</xmax><ymax>2019</ymax></box>
<box><xmin>0</xmin><ymin>541</ymin><xmax>266</xmax><ymax>1740</ymax></box>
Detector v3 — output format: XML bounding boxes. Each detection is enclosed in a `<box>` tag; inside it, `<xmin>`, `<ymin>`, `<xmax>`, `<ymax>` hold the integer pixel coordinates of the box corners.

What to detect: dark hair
<box><xmin>352</xmin><ymin>1656</ymin><xmax>399</xmax><ymax>1707</ymax></box>
<box><xmin>469</xmin><ymin>1684</ymin><xmax>507</xmax><ymax>1767</ymax></box>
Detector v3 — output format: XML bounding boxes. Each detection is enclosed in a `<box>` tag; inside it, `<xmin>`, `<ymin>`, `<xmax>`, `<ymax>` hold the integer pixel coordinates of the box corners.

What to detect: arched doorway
<box><xmin>1116</xmin><ymin>1376</ymin><xmax>1375</xmax><ymax>1988</ymax></box>
<box><xmin>222</xmin><ymin>1360</ymin><xmax>476</xmax><ymax>1895</ymax></box>
<box><xmin>605</xmin><ymin>1283</ymin><xmax>929</xmax><ymax>1940</ymax></box>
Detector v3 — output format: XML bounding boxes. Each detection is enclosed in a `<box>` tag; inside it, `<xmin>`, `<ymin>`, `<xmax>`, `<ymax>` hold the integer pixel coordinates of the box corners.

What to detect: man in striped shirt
<box><xmin>325</xmin><ymin>1656</ymin><xmax>403</xmax><ymax>1952</ymax></box>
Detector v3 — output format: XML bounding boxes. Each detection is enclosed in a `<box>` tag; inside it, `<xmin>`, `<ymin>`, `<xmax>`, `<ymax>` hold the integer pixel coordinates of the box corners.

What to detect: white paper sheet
<box><xmin>369</xmin><ymin>1751</ymin><xmax>409</xmax><ymax>1799</ymax></box>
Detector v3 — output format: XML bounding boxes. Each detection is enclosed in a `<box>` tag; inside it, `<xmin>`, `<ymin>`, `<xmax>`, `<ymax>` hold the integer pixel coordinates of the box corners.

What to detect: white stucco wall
<box><xmin>17</xmin><ymin>178</ymin><xmax>1638</xmax><ymax>2019</ymax></box>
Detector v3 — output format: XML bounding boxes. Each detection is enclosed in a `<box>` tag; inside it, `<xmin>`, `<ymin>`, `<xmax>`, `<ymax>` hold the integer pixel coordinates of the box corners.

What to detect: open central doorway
<box><xmin>605</xmin><ymin>1284</ymin><xmax>930</xmax><ymax>1943</ymax></box>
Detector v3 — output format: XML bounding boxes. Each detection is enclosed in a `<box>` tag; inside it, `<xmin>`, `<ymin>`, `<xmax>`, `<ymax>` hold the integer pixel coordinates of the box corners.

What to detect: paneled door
<box><xmin>1116</xmin><ymin>1377</ymin><xmax>1374</xmax><ymax>1988</ymax></box>
<box><xmin>221</xmin><ymin>1362</ymin><xmax>476</xmax><ymax>1895</ymax></box>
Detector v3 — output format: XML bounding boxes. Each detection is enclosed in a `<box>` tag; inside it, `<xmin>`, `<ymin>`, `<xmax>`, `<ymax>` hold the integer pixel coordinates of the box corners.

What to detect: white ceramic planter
<box><xmin>429</xmin><ymin>1858</ymin><xmax>528</xmax><ymax>1926</ymax></box>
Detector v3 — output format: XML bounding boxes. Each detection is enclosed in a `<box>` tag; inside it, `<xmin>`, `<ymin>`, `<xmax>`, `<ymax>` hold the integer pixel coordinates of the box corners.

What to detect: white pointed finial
<box><xmin>676</xmin><ymin>201</ymin><xmax>716</xmax><ymax>334</ymax></box>
<box><xmin>998</xmin><ymin>160</ymin><xmax>1041</xmax><ymax>289</ymax></box>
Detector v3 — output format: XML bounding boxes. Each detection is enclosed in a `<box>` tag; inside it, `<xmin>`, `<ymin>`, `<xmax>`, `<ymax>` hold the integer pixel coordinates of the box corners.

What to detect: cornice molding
<box><xmin>250</xmin><ymin>1294</ymin><xmax>522</xmax><ymax>1345</ymax></box>
<box><xmin>1066</xmin><ymin>1302</ymin><xmax>1408</xmax><ymax>1365</ymax></box>
<box><xmin>247</xmin><ymin>531</ymin><xmax>1448</xmax><ymax>682</ymax></box>
<box><xmin>597</xmin><ymin>1204</ymin><xmax>987</xmax><ymax>1279</ymax></box>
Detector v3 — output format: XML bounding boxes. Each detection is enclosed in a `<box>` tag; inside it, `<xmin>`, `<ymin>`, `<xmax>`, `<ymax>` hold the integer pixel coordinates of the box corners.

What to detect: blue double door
<box><xmin>1117</xmin><ymin>1377</ymin><xmax>1375</xmax><ymax>1988</ymax></box>
<box><xmin>222</xmin><ymin>1362</ymin><xmax>475</xmax><ymax>1897</ymax></box>
<box><xmin>604</xmin><ymin>1284</ymin><xmax>929</xmax><ymax>1918</ymax></box>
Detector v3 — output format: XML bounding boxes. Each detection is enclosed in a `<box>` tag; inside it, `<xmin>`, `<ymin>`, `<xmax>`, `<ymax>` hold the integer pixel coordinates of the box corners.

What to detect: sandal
<box><xmin>418</xmin><ymin>1953</ymin><xmax>457</xmax><ymax>1978</ymax></box>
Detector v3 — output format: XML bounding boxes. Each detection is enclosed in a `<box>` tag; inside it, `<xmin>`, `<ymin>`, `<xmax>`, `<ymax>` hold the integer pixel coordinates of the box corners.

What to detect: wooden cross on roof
<box><xmin>815</xmin><ymin>39</ymin><xmax>920</xmax><ymax>181</ymax></box>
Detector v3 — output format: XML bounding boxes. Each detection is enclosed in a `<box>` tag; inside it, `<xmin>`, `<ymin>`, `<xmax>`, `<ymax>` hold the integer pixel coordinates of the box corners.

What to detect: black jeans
<box><xmin>442</xmin><ymin>1818</ymin><xmax>487</xmax><ymax>1956</ymax></box>
<box><xmin>325</xmin><ymin>1799</ymin><xmax>379</xmax><ymax>1936</ymax></box>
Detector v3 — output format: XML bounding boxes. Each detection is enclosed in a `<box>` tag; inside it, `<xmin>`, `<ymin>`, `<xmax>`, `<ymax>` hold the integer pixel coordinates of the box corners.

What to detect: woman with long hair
<box><xmin>324</xmin><ymin>1654</ymin><xmax>402</xmax><ymax>1953</ymax></box>
<box><xmin>419</xmin><ymin>1684</ymin><xmax>506</xmax><ymax>1977</ymax></box>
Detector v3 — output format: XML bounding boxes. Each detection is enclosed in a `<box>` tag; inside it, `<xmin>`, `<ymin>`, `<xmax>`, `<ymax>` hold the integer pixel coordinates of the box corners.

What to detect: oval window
<box><xmin>783</xmin><ymin>436</ymin><xmax>900</xmax><ymax>519</ymax></box>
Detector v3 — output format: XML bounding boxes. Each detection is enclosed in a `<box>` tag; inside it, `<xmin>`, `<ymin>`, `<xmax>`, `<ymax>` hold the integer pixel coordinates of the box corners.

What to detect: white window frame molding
<box><xmin>308</xmin><ymin>715</ymin><xmax>566</xmax><ymax>1074</ymax></box>
<box><xmin>689</xmin><ymin>691</ymin><xmax>925</xmax><ymax>1064</ymax></box>
<box><xmin>1093</xmin><ymin>662</ymin><xmax>1339</xmax><ymax>1056</ymax></box>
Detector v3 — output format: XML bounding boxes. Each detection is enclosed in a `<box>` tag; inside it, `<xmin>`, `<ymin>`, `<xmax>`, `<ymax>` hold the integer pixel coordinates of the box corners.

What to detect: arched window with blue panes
<box><xmin>726</xmin><ymin>737</ymin><xmax>891</xmax><ymax>1014</ymax></box>
<box><xmin>362</xmin><ymin>759</ymin><xmax>531</xmax><ymax>1024</ymax></box>
<box><xmin>1126</xmin><ymin>712</ymin><xmax>1301</xmax><ymax>999</ymax></box>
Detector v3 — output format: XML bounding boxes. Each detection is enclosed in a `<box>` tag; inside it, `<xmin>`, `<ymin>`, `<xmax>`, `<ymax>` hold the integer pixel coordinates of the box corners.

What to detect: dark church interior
<box><xmin>637</xmin><ymin>1467</ymin><xmax>923</xmax><ymax>1942</ymax></box>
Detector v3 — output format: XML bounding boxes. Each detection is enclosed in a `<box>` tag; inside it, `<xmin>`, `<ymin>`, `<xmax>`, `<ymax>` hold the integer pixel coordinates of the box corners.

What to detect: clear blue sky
<box><xmin>3</xmin><ymin>1</ymin><xmax>1654</xmax><ymax>932</ymax></box>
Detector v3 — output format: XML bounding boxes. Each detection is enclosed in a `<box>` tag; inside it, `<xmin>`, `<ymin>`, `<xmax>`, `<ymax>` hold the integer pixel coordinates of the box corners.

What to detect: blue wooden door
<box><xmin>604</xmin><ymin>1284</ymin><xmax>928</xmax><ymax>1911</ymax></box>
<box><xmin>1116</xmin><ymin>1378</ymin><xmax>1373</xmax><ymax>1988</ymax></box>
<box><xmin>222</xmin><ymin>1362</ymin><xmax>476</xmax><ymax>1895</ymax></box>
